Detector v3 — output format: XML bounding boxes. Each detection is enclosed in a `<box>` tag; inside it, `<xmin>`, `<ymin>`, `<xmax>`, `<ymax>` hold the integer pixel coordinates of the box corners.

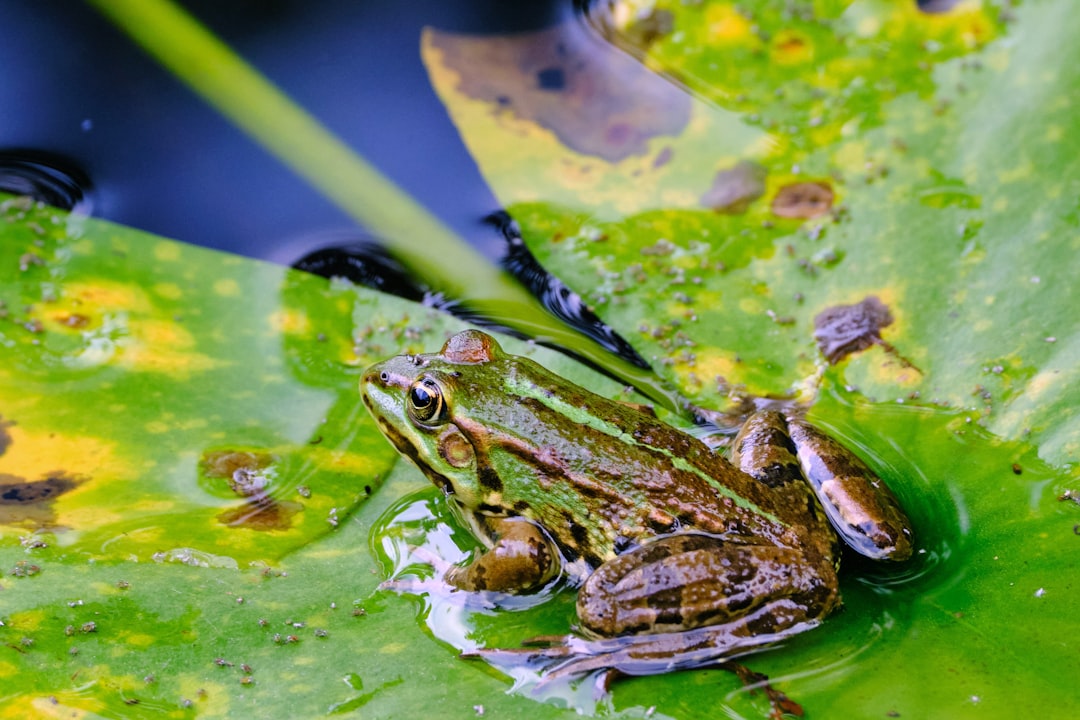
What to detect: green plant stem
<box><xmin>85</xmin><ymin>0</ymin><xmax>681</xmax><ymax>410</ymax></box>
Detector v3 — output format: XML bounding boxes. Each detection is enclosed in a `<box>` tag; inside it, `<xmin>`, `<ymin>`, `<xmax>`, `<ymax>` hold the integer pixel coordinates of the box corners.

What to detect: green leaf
<box><xmin>4</xmin><ymin>0</ymin><xmax>1080</xmax><ymax>718</ymax></box>
<box><xmin>418</xmin><ymin>0</ymin><xmax>1080</xmax><ymax>717</ymax></box>
<box><xmin>0</xmin><ymin>198</ymin><xmax>626</xmax><ymax>719</ymax></box>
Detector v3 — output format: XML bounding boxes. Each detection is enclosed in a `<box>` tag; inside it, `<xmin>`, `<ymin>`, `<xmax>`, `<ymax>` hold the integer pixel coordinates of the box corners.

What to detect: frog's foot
<box><xmin>378</xmin><ymin>576</ymin><xmax>444</xmax><ymax>595</ymax></box>
<box><xmin>464</xmin><ymin>613</ymin><xmax>819</xmax><ymax>693</ymax></box>
<box><xmin>720</xmin><ymin>661</ymin><xmax>804</xmax><ymax>720</ymax></box>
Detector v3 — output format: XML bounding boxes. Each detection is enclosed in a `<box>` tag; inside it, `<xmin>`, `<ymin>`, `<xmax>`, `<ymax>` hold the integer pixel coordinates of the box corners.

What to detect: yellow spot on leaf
<box><xmin>214</xmin><ymin>278</ymin><xmax>241</xmax><ymax>297</ymax></box>
<box><xmin>998</xmin><ymin>160</ymin><xmax>1034</xmax><ymax>184</ymax></box>
<box><xmin>153</xmin><ymin>241</ymin><xmax>182</xmax><ymax>261</ymax></box>
<box><xmin>117</xmin><ymin>631</ymin><xmax>157</xmax><ymax>649</ymax></box>
<box><xmin>0</xmin><ymin>425</ymin><xmax>120</xmax><ymax>491</ymax></box>
<box><xmin>854</xmin><ymin>14</ymin><xmax>882</xmax><ymax>37</ymax></box>
<box><xmin>67</xmin><ymin>281</ymin><xmax>151</xmax><ymax>314</ymax></box>
<box><xmin>738</xmin><ymin>297</ymin><xmax>763</xmax><ymax>315</ymax></box>
<box><xmin>7</xmin><ymin>609</ymin><xmax>47</xmax><ymax>632</ymax></box>
<box><xmin>7</xmin><ymin>695</ymin><xmax>91</xmax><ymax>720</ymax></box>
<box><xmin>145</xmin><ymin>420</ymin><xmax>170</xmax><ymax>434</ymax></box>
<box><xmin>832</xmin><ymin>141</ymin><xmax>868</xmax><ymax>174</ymax></box>
<box><xmin>153</xmin><ymin>282</ymin><xmax>184</xmax><ymax>300</ymax></box>
<box><xmin>177</xmin><ymin>676</ymin><xmax>229</xmax><ymax>715</ymax></box>
<box><xmin>269</xmin><ymin>309</ymin><xmax>312</xmax><ymax>335</ymax></box>
<box><xmin>771</xmin><ymin>30</ymin><xmax>813</xmax><ymax>65</ymax></box>
<box><xmin>867</xmin><ymin>357</ymin><xmax>923</xmax><ymax>387</ymax></box>
<box><xmin>123</xmin><ymin>319</ymin><xmax>224</xmax><ymax>377</ymax></box>
<box><xmin>704</xmin><ymin>4</ymin><xmax>752</xmax><ymax>44</ymax></box>
<box><xmin>692</xmin><ymin>350</ymin><xmax>738</xmax><ymax>382</ymax></box>
<box><xmin>24</xmin><ymin>690</ymin><xmax>101</xmax><ymax>717</ymax></box>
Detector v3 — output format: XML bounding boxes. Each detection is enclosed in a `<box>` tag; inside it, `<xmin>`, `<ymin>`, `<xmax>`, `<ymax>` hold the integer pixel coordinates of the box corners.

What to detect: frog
<box><xmin>360</xmin><ymin>329</ymin><xmax>913</xmax><ymax>684</ymax></box>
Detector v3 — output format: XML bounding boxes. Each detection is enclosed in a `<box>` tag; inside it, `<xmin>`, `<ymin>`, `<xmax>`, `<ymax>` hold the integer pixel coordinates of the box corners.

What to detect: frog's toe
<box><xmin>405</xmin><ymin>544</ymin><xmax>453</xmax><ymax>573</ymax></box>
<box><xmin>377</xmin><ymin>577</ymin><xmax>442</xmax><ymax>594</ymax></box>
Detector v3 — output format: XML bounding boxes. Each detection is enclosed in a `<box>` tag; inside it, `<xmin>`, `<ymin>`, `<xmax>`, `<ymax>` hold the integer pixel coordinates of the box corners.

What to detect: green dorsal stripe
<box><xmin>509</xmin><ymin>379</ymin><xmax>784</xmax><ymax>527</ymax></box>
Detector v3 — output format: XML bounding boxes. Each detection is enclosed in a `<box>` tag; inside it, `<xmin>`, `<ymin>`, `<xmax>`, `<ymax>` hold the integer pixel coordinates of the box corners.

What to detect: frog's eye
<box><xmin>407</xmin><ymin>378</ymin><xmax>447</xmax><ymax>425</ymax></box>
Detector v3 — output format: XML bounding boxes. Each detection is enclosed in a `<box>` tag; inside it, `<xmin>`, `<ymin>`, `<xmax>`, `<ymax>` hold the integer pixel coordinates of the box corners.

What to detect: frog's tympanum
<box><xmin>361</xmin><ymin>330</ymin><xmax>913</xmax><ymax>683</ymax></box>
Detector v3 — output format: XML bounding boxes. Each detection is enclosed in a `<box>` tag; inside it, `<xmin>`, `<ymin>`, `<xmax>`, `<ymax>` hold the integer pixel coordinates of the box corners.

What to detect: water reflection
<box><xmin>368</xmin><ymin>479</ymin><xmax>932</xmax><ymax>715</ymax></box>
<box><xmin>0</xmin><ymin>151</ymin><xmax>92</xmax><ymax>214</ymax></box>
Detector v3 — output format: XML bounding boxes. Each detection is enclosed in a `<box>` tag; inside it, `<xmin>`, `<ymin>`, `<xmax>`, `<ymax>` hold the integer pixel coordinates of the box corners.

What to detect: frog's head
<box><xmin>360</xmin><ymin>330</ymin><xmax>506</xmax><ymax>509</ymax></box>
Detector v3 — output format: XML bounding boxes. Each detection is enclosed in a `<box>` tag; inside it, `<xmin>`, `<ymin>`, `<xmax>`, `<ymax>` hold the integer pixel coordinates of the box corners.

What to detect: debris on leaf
<box><xmin>701</xmin><ymin>161</ymin><xmax>767</xmax><ymax>214</ymax></box>
<box><xmin>423</xmin><ymin>24</ymin><xmax>690</xmax><ymax>162</ymax></box>
<box><xmin>813</xmin><ymin>295</ymin><xmax>918</xmax><ymax>370</ymax></box>
<box><xmin>771</xmin><ymin>181</ymin><xmax>834</xmax><ymax>219</ymax></box>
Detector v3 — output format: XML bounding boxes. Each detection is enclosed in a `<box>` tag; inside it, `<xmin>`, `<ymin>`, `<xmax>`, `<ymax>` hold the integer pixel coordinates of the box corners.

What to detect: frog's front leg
<box><xmin>576</xmin><ymin>533</ymin><xmax>839</xmax><ymax>639</ymax></box>
<box><xmin>445</xmin><ymin>516</ymin><xmax>559</xmax><ymax>593</ymax></box>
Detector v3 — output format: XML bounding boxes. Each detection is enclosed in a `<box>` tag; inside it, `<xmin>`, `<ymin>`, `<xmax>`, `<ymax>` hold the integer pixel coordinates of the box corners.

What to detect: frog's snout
<box><xmin>358</xmin><ymin>367</ymin><xmax>387</xmax><ymax>410</ymax></box>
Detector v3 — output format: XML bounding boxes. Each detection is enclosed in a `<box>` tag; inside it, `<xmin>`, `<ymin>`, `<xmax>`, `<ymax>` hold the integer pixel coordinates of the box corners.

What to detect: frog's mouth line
<box><xmin>362</xmin><ymin>383</ymin><xmax>456</xmax><ymax>497</ymax></box>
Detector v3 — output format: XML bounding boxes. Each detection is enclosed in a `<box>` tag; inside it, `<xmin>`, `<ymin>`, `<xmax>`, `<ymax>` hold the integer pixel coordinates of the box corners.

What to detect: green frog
<box><xmin>361</xmin><ymin>329</ymin><xmax>913</xmax><ymax>682</ymax></box>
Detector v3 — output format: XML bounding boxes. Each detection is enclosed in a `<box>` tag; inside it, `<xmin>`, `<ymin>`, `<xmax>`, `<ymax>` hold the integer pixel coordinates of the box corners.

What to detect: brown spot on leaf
<box><xmin>771</xmin><ymin>181</ymin><xmax>834</xmax><ymax>219</ymax></box>
<box><xmin>0</xmin><ymin>471</ymin><xmax>87</xmax><ymax>527</ymax></box>
<box><xmin>423</xmin><ymin>23</ymin><xmax>690</xmax><ymax>162</ymax></box>
<box><xmin>701</xmin><ymin>161</ymin><xmax>767</xmax><ymax>214</ymax></box>
<box><xmin>57</xmin><ymin>313</ymin><xmax>91</xmax><ymax>329</ymax></box>
<box><xmin>217</xmin><ymin>495</ymin><xmax>301</xmax><ymax>532</ymax></box>
<box><xmin>0</xmin><ymin>416</ymin><xmax>13</xmax><ymax>456</ymax></box>
<box><xmin>201</xmin><ymin>450</ymin><xmax>275</xmax><ymax>479</ymax></box>
<box><xmin>202</xmin><ymin>449</ymin><xmax>302</xmax><ymax>530</ymax></box>
<box><xmin>201</xmin><ymin>450</ymin><xmax>278</xmax><ymax>497</ymax></box>
<box><xmin>0</xmin><ymin>418</ymin><xmax>87</xmax><ymax>527</ymax></box>
<box><xmin>812</xmin><ymin>300</ymin><xmax>921</xmax><ymax>373</ymax></box>
<box><xmin>814</xmin><ymin>296</ymin><xmax>901</xmax><ymax>364</ymax></box>
<box><xmin>0</xmin><ymin>473</ymin><xmax>83</xmax><ymax>504</ymax></box>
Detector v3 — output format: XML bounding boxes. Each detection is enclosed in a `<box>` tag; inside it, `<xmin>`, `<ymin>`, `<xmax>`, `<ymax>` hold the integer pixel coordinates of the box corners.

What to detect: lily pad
<box><xmin>0</xmin><ymin>198</ymin><xmax>632</xmax><ymax>718</ymax></box>
<box><xmin>4</xmin><ymin>0</ymin><xmax>1080</xmax><ymax>717</ymax></box>
<box><xmin>417</xmin><ymin>0</ymin><xmax>1080</xmax><ymax>717</ymax></box>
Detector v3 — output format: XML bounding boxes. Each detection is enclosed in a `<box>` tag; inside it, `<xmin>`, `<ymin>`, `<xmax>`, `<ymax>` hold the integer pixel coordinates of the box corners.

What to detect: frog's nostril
<box><xmin>380</xmin><ymin>371</ymin><xmax>389</xmax><ymax>383</ymax></box>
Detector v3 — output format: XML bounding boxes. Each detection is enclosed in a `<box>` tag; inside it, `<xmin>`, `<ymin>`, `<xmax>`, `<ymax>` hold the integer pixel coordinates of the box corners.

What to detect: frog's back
<box><xmin>453</xmin><ymin>355</ymin><xmax>795</xmax><ymax>567</ymax></box>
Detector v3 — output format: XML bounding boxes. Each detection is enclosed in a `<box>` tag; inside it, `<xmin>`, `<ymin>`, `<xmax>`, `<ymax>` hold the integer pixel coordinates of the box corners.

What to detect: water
<box><xmin>363</xmin><ymin>385</ymin><xmax>1063</xmax><ymax>717</ymax></box>
<box><xmin>1</xmin><ymin>0</ymin><xmax>661</xmax><ymax>378</ymax></box>
<box><xmin>0</xmin><ymin>151</ymin><xmax>92</xmax><ymax>214</ymax></box>
<box><xmin>0</xmin><ymin>0</ymin><xmax>568</xmax><ymax>261</ymax></box>
<box><xmin>3</xmin><ymin>2</ymin><xmax>1070</xmax><ymax>716</ymax></box>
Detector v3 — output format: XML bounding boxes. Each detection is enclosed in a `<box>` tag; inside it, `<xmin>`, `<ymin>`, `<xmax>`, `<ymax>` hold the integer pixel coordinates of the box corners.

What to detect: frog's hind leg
<box><xmin>576</xmin><ymin>534</ymin><xmax>839</xmax><ymax>639</ymax></box>
<box><xmin>732</xmin><ymin>410</ymin><xmax>840</xmax><ymax>565</ymax></box>
<box><xmin>469</xmin><ymin>532</ymin><xmax>839</xmax><ymax>685</ymax></box>
<box><xmin>470</xmin><ymin>609</ymin><xmax>820</xmax><ymax>690</ymax></box>
<box><xmin>734</xmin><ymin>410</ymin><xmax>913</xmax><ymax>562</ymax></box>
<box><xmin>719</xmin><ymin>661</ymin><xmax>805</xmax><ymax>720</ymax></box>
<box><xmin>731</xmin><ymin>410</ymin><xmax>807</xmax><ymax>490</ymax></box>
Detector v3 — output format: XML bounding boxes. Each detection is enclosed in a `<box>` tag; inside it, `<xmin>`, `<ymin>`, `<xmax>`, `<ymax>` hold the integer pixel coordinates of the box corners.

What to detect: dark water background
<box><xmin>1</xmin><ymin>0</ymin><xmax>570</xmax><ymax>265</ymax></box>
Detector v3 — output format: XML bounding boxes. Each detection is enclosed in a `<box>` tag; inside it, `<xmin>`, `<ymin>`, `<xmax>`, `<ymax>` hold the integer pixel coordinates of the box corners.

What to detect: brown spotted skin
<box><xmin>577</xmin><ymin>534</ymin><xmax>839</xmax><ymax>637</ymax></box>
<box><xmin>360</xmin><ymin>330</ymin><xmax>915</xmax><ymax>674</ymax></box>
<box><xmin>786</xmin><ymin>416</ymin><xmax>914</xmax><ymax>561</ymax></box>
<box><xmin>732</xmin><ymin>411</ymin><xmax>841</xmax><ymax>568</ymax></box>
